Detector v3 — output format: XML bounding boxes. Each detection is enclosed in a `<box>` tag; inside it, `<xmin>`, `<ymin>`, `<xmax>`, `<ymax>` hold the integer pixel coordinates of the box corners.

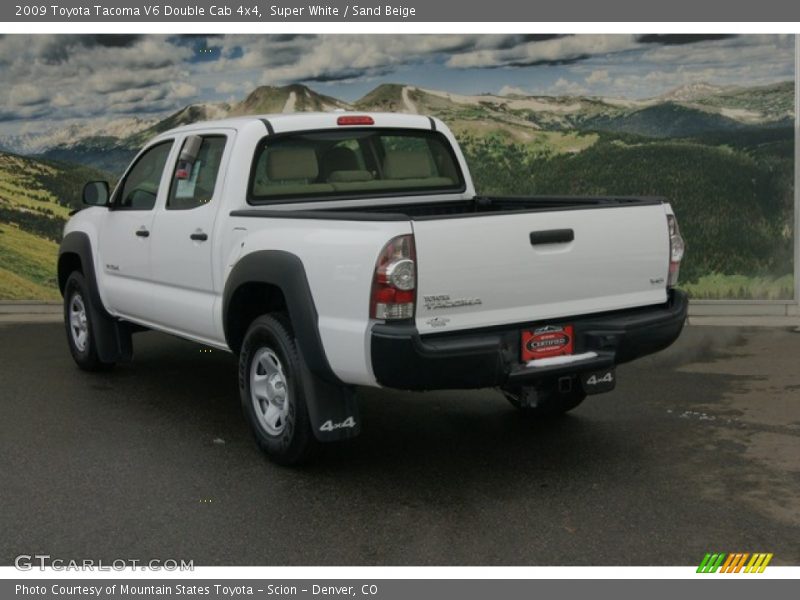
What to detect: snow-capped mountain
<box><xmin>658</xmin><ymin>82</ymin><xmax>736</xmax><ymax>102</ymax></box>
<box><xmin>0</xmin><ymin>116</ymin><xmax>159</xmax><ymax>156</ymax></box>
<box><xmin>0</xmin><ymin>80</ymin><xmax>791</xmax><ymax>176</ymax></box>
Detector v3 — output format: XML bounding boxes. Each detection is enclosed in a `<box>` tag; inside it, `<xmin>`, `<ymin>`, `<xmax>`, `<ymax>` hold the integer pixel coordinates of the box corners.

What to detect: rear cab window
<box><xmin>248</xmin><ymin>128</ymin><xmax>465</xmax><ymax>203</ymax></box>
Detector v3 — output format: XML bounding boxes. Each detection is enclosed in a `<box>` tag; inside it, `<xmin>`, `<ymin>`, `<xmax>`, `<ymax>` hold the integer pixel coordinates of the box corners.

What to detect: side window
<box><xmin>167</xmin><ymin>136</ymin><xmax>227</xmax><ymax>210</ymax></box>
<box><xmin>116</xmin><ymin>141</ymin><xmax>173</xmax><ymax>210</ymax></box>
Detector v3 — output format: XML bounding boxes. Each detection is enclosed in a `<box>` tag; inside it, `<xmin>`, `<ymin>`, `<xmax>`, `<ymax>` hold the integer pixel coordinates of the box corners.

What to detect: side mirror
<box><xmin>82</xmin><ymin>181</ymin><xmax>110</xmax><ymax>207</ymax></box>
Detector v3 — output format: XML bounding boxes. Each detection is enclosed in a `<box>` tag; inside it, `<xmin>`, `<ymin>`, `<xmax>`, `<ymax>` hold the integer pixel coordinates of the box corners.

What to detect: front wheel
<box><xmin>502</xmin><ymin>377</ymin><xmax>586</xmax><ymax>417</ymax></box>
<box><xmin>239</xmin><ymin>314</ymin><xmax>317</xmax><ymax>465</ymax></box>
<box><xmin>63</xmin><ymin>272</ymin><xmax>115</xmax><ymax>371</ymax></box>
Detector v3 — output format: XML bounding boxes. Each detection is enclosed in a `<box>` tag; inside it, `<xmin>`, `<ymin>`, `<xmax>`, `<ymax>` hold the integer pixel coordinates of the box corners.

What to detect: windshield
<box><xmin>248</xmin><ymin>128</ymin><xmax>465</xmax><ymax>202</ymax></box>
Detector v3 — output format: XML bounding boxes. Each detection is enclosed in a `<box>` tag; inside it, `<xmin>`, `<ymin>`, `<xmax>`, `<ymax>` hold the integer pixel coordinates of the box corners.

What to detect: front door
<box><xmin>98</xmin><ymin>140</ymin><xmax>174</xmax><ymax>321</ymax></box>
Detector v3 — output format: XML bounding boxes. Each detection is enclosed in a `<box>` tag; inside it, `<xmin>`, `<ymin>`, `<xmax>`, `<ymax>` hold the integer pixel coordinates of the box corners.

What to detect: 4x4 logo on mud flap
<box><xmin>319</xmin><ymin>417</ymin><xmax>356</xmax><ymax>432</ymax></box>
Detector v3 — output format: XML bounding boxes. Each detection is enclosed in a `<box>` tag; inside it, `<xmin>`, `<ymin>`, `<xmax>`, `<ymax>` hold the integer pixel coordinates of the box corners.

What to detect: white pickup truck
<box><xmin>59</xmin><ymin>112</ymin><xmax>687</xmax><ymax>464</ymax></box>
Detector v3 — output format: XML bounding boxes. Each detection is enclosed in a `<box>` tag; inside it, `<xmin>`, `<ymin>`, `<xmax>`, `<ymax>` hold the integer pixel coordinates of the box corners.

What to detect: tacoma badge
<box><xmin>423</xmin><ymin>294</ymin><xmax>482</xmax><ymax>310</ymax></box>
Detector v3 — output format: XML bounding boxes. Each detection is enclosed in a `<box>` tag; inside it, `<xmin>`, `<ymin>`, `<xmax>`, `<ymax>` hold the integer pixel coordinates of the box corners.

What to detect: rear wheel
<box><xmin>502</xmin><ymin>377</ymin><xmax>586</xmax><ymax>417</ymax></box>
<box><xmin>239</xmin><ymin>314</ymin><xmax>317</xmax><ymax>465</ymax></box>
<box><xmin>63</xmin><ymin>272</ymin><xmax>115</xmax><ymax>371</ymax></box>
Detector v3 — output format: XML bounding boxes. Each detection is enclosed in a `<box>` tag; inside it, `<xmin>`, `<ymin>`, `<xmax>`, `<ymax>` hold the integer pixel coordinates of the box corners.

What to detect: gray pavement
<box><xmin>0</xmin><ymin>321</ymin><xmax>798</xmax><ymax>566</ymax></box>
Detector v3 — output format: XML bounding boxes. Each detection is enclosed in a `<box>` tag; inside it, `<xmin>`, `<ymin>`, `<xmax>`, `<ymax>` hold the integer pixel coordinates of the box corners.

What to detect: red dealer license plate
<box><xmin>521</xmin><ymin>325</ymin><xmax>574</xmax><ymax>362</ymax></box>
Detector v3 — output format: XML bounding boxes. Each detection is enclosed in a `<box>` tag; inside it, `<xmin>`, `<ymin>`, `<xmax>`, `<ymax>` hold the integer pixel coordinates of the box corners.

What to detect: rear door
<box><xmin>148</xmin><ymin>131</ymin><xmax>232</xmax><ymax>342</ymax></box>
<box><xmin>412</xmin><ymin>203</ymin><xmax>671</xmax><ymax>334</ymax></box>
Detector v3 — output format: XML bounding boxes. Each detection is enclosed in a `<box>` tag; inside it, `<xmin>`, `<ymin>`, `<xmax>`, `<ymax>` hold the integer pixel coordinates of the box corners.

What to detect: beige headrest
<box><xmin>328</xmin><ymin>170</ymin><xmax>374</xmax><ymax>183</ymax></box>
<box><xmin>383</xmin><ymin>151</ymin><xmax>433</xmax><ymax>179</ymax></box>
<box><xmin>267</xmin><ymin>147</ymin><xmax>318</xmax><ymax>181</ymax></box>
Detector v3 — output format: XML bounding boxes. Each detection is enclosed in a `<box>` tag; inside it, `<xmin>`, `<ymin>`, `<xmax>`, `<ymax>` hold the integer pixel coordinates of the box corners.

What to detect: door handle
<box><xmin>190</xmin><ymin>232</ymin><xmax>208</xmax><ymax>242</ymax></box>
<box><xmin>530</xmin><ymin>229</ymin><xmax>574</xmax><ymax>245</ymax></box>
<box><xmin>135</xmin><ymin>228</ymin><xmax>150</xmax><ymax>238</ymax></box>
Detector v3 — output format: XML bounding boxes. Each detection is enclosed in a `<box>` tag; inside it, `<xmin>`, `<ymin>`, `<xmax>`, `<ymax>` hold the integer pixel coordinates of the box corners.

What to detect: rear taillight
<box><xmin>370</xmin><ymin>235</ymin><xmax>416</xmax><ymax>320</ymax></box>
<box><xmin>667</xmin><ymin>214</ymin><xmax>685</xmax><ymax>288</ymax></box>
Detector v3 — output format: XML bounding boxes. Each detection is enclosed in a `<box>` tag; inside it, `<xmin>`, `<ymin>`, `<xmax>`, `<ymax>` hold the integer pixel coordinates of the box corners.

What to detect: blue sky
<box><xmin>0</xmin><ymin>34</ymin><xmax>794</xmax><ymax>135</ymax></box>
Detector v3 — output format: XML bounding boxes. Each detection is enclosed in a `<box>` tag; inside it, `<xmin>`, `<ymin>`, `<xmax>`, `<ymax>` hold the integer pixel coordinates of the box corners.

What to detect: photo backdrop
<box><xmin>0</xmin><ymin>34</ymin><xmax>794</xmax><ymax>300</ymax></box>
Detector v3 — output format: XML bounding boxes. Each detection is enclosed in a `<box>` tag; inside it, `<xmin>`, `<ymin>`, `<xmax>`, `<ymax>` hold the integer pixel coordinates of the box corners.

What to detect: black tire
<box><xmin>63</xmin><ymin>271</ymin><xmax>115</xmax><ymax>372</ymax></box>
<box><xmin>502</xmin><ymin>377</ymin><xmax>586</xmax><ymax>417</ymax></box>
<box><xmin>239</xmin><ymin>314</ymin><xmax>317</xmax><ymax>465</ymax></box>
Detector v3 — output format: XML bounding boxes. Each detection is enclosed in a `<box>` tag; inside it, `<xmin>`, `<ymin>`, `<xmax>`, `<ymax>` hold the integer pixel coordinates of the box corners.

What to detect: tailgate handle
<box><xmin>530</xmin><ymin>229</ymin><xmax>574</xmax><ymax>245</ymax></box>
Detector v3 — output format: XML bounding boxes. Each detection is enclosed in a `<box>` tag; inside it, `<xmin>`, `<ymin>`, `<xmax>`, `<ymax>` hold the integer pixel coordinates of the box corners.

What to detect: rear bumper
<box><xmin>370</xmin><ymin>290</ymin><xmax>688</xmax><ymax>390</ymax></box>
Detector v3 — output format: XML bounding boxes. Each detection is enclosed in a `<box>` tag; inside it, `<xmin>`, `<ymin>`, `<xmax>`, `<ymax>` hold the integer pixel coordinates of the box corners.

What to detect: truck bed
<box><xmin>231</xmin><ymin>194</ymin><xmax>672</xmax><ymax>334</ymax></box>
<box><xmin>230</xmin><ymin>195</ymin><xmax>664</xmax><ymax>222</ymax></box>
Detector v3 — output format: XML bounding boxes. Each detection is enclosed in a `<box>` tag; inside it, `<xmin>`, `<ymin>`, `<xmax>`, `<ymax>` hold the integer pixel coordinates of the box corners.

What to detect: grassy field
<box><xmin>682</xmin><ymin>273</ymin><xmax>795</xmax><ymax>300</ymax></box>
<box><xmin>0</xmin><ymin>151</ymin><xmax>110</xmax><ymax>300</ymax></box>
<box><xmin>0</xmin><ymin>154</ymin><xmax>72</xmax><ymax>221</ymax></box>
<box><xmin>450</xmin><ymin>121</ymin><xmax>599</xmax><ymax>154</ymax></box>
<box><xmin>0</xmin><ymin>223</ymin><xmax>60</xmax><ymax>300</ymax></box>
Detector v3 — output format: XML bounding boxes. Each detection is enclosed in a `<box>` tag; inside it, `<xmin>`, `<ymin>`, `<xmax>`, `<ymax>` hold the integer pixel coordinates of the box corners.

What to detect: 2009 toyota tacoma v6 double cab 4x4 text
<box><xmin>58</xmin><ymin>112</ymin><xmax>687</xmax><ymax>464</ymax></box>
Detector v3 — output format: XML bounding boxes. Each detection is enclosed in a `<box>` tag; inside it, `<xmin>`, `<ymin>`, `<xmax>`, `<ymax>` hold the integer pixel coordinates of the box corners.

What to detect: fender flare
<box><xmin>223</xmin><ymin>251</ymin><xmax>360</xmax><ymax>442</ymax></box>
<box><xmin>58</xmin><ymin>231</ymin><xmax>106</xmax><ymax>312</ymax></box>
<box><xmin>222</xmin><ymin>250</ymin><xmax>341</xmax><ymax>386</ymax></box>
<box><xmin>58</xmin><ymin>231</ymin><xmax>132</xmax><ymax>363</ymax></box>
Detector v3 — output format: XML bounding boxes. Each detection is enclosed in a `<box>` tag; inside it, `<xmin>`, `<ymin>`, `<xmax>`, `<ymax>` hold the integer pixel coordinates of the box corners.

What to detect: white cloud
<box><xmin>210</xmin><ymin>35</ymin><xmax>490</xmax><ymax>84</ymax></box>
<box><xmin>498</xmin><ymin>85</ymin><xmax>530</xmax><ymax>96</ymax></box>
<box><xmin>446</xmin><ymin>35</ymin><xmax>640</xmax><ymax>69</ymax></box>
<box><xmin>215</xmin><ymin>81</ymin><xmax>239</xmax><ymax>94</ymax></box>
<box><xmin>549</xmin><ymin>78</ymin><xmax>588</xmax><ymax>96</ymax></box>
<box><xmin>0</xmin><ymin>35</ymin><xmax>192</xmax><ymax>123</ymax></box>
<box><xmin>51</xmin><ymin>93</ymin><xmax>71</xmax><ymax>108</ymax></box>
<box><xmin>8</xmin><ymin>84</ymin><xmax>48</xmax><ymax>106</ymax></box>
<box><xmin>586</xmin><ymin>69</ymin><xmax>610</xmax><ymax>84</ymax></box>
<box><xmin>169</xmin><ymin>82</ymin><xmax>198</xmax><ymax>99</ymax></box>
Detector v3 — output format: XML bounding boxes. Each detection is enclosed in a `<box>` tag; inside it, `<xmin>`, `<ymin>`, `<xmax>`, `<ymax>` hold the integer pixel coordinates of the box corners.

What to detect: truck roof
<box><xmin>161</xmin><ymin>111</ymin><xmax>440</xmax><ymax>137</ymax></box>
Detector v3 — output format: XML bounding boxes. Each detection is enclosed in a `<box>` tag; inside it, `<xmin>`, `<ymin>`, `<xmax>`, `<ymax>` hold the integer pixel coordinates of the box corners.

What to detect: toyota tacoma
<box><xmin>58</xmin><ymin>112</ymin><xmax>687</xmax><ymax>464</ymax></box>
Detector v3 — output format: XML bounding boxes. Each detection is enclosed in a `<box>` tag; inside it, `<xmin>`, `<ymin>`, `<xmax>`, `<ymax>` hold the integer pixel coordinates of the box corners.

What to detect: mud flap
<box><xmin>88</xmin><ymin>304</ymin><xmax>133</xmax><ymax>364</ymax></box>
<box><xmin>59</xmin><ymin>231</ymin><xmax>131</xmax><ymax>364</ymax></box>
<box><xmin>298</xmin><ymin>354</ymin><xmax>361</xmax><ymax>442</ymax></box>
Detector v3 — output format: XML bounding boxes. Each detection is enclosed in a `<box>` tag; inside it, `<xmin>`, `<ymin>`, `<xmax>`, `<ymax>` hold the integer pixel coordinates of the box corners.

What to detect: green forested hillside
<box><xmin>41</xmin><ymin>138</ymin><xmax>136</xmax><ymax>177</ymax></box>
<box><xmin>584</xmin><ymin>103</ymin><xmax>754</xmax><ymax>137</ymax></box>
<box><xmin>0</xmin><ymin>152</ymin><xmax>108</xmax><ymax>299</ymax></box>
<box><xmin>693</xmin><ymin>81</ymin><xmax>794</xmax><ymax>120</ymax></box>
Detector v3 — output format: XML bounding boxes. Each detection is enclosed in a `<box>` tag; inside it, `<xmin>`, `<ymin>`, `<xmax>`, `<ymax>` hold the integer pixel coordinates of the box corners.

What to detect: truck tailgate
<box><xmin>412</xmin><ymin>204</ymin><xmax>671</xmax><ymax>334</ymax></box>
